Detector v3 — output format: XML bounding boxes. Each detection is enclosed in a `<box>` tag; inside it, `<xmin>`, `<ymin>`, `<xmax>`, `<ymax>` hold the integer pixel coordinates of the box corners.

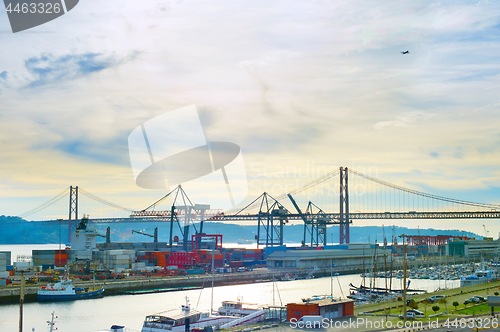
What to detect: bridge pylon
<box><xmin>68</xmin><ymin>186</ymin><xmax>78</xmax><ymax>244</ymax></box>
<box><xmin>339</xmin><ymin>167</ymin><xmax>350</xmax><ymax>244</ymax></box>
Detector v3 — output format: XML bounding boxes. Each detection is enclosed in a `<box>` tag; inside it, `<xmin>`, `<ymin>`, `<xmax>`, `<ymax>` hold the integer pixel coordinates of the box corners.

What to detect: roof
<box><xmin>288</xmin><ymin>298</ymin><xmax>354</xmax><ymax>307</ymax></box>
<box><xmin>148</xmin><ymin>308</ymin><xmax>203</xmax><ymax>320</ymax></box>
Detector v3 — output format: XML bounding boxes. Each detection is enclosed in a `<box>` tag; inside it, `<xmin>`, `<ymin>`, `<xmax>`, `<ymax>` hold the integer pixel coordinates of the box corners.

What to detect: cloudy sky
<box><xmin>0</xmin><ymin>0</ymin><xmax>499</xmax><ymax>236</ymax></box>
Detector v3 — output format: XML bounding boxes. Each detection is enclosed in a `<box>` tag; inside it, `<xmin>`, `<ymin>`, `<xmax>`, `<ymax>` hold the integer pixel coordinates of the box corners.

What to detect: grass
<box><xmin>455</xmin><ymin>303</ymin><xmax>491</xmax><ymax>315</ymax></box>
<box><xmin>355</xmin><ymin>280</ymin><xmax>500</xmax><ymax>318</ymax></box>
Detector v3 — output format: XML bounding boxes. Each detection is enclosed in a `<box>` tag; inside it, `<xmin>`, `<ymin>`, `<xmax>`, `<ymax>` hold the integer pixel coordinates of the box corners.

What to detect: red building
<box><xmin>287</xmin><ymin>298</ymin><xmax>354</xmax><ymax>322</ymax></box>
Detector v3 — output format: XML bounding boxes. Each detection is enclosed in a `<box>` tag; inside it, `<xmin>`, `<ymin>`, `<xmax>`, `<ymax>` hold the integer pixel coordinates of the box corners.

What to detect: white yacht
<box><xmin>141</xmin><ymin>298</ymin><xmax>235</xmax><ymax>332</ymax></box>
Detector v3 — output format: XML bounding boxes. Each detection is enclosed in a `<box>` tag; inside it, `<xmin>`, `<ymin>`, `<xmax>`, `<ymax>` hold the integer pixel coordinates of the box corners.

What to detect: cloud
<box><xmin>1</xmin><ymin>0</ymin><xmax>500</xmax><ymax>236</ymax></box>
<box><xmin>23</xmin><ymin>53</ymin><xmax>123</xmax><ymax>88</ymax></box>
<box><xmin>373</xmin><ymin>111</ymin><xmax>434</xmax><ymax>130</ymax></box>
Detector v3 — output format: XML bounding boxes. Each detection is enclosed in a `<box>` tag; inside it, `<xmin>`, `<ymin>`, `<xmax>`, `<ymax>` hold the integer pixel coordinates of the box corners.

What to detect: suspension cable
<box><xmin>20</xmin><ymin>188</ymin><xmax>70</xmax><ymax>218</ymax></box>
<box><xmin>79</xmin><ymin>188</ymin><xmax>133</xmax><ymax>212</ymax></box>
<box><xmin>349</xmin><ymin>169</ymin><xmax>500</xmax><ymax>209</ymax></box>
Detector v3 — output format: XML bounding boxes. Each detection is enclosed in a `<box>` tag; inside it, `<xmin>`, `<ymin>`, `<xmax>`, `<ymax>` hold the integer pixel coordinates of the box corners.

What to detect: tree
<box><xmin>422</xmin><ymin>300</ymin><xmax>430</xmax><ymax>316</ymax></box>
<box><xmin>452</xmin><ymin>301</ymin><xmax>459</xmax><ymax>311</ymax></box>
<box><xmin>384</xmin><ymin>307</ymin><xmax>391</xmax><ymax>321</ymax></box>
<box><xmin>464</xmin><ymin>300</ymin><xmax>469</xmax><ymax>308</ymax></box>
<box><xmin>439</xmin><ymin>297</ymin><xmax>448</xmax><ymax>312</ymax></box>
<box><xmin>408</xmin><ymin>301</ymin><xmax>419</xmax><ymax>310</ymax></box>
<box><xmin>495</xmin><ymin>292</ymin><xmax>499</xmax><ymax>296</ymax></box>
<box><xmin>432</xmin><ymin>305</ymin><xmax>440</xmax><ymax>314</ymax></box>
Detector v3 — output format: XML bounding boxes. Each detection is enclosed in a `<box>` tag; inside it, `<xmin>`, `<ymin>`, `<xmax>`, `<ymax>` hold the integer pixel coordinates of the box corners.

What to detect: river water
<box><xmin>0</xmin><ymin>245</ymin><xmax>460</xmax><ymax>332</ymax></box>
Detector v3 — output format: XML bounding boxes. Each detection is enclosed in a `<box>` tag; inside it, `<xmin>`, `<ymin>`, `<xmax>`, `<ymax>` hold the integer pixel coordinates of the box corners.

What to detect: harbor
<box><xmin>0</xmin><ymin>268</ymin><xmax>464</xmax><ymax>332</ymax></box>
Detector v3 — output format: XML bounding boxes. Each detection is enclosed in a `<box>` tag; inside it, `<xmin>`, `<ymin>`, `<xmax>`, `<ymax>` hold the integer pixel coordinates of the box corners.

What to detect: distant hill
<box><xmin>0</xmin><ymin>216</ymin><xmax>481</xmax><ymax>245</ymax></box>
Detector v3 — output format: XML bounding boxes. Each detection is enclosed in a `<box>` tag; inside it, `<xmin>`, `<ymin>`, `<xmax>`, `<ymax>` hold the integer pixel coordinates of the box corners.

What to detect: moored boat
<box><xmin>37</xmin><ymin>275</ymin><xmax>104</xmax><ymax>301</ymax></box>
<box><xmin>460</xmin><ymin>269</ymin><xmax>497</xmax><ymax>287</ymax></box>
<box><xmin>217</xmin><ymin>297</ymin><xmax>262</xmax><ymax>317</ymax></box>
<box><xmin>141</xmin><ymin>297</ymin><xmax>236</xmax><ymax>332</ymax></box>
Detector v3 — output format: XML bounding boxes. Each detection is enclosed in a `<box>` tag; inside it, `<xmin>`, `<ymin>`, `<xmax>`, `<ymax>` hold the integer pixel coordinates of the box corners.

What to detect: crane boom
<box><xmin>287</xmin><ymin>194</ymin><xmax>307</xmax><ymax>222</ymax></box>
<box><xmin>132</xmin><ymin>227</ymin><xmax>158</xmax><ymax>243</ymax></box>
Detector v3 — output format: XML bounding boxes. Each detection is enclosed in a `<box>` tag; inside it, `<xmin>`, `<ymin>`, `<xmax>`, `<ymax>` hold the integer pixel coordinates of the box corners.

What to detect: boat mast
<box><xmin>389</xmin><ymin>251</ymin><xmax>393</xmax><ymax>292</ymax></box>
<box><xmin>211</xmin><ymin>236</ymin><xmax>215</xmax><ymax>315</ymax></box>
<box><xmin>362</xmin><ymin>246</ymin><xmax>366</xmax><ymax>288</ymax></box>
<box><xmin>330</xmin><ymin>258</ymin><xmax>333</xmax><ymax>297</ymax></box>
<box><xmin>383</xmin><ymin>225</ymin><xmax>388</xmax><ymax>293</ymax></box>
<box><xmin>48</xmin><ymin>312</ymin><xmax>56</xmax><ymax>332</ymax></box>
<box><xmin>372</xmin><ymin>240</ymin><xmax>377</xmax><ymax>294</ymax></box>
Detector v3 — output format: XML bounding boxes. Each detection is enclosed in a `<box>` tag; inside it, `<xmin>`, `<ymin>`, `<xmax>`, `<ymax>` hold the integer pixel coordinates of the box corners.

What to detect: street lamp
<box><xmin>16</xmin><ymin>262</ymin><xmax>32</xmax><ymax>332</ymax></box>
<box><xmin>398</xmin><ymin>234</ymin><xmax>408</xmax><ymax>325</ymax></box>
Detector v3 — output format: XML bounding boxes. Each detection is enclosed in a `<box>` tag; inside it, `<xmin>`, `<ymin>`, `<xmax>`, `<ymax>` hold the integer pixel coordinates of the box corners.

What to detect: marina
<box><xmin>0</xmin><ymin>265</ymin><xmax>460</xmax><ymax>332</ymax></box>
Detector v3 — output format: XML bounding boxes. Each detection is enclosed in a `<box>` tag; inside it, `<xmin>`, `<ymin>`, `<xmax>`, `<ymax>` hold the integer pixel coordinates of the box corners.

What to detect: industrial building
<box><xmin>446</xmin><ymin>239</ymin><xmax>500</xmax><ymax>258</ymax></box>
<box><xmin>265</xmin><ymin>243</ymin><xmax>392</xmax><ymax>270</ymax></box>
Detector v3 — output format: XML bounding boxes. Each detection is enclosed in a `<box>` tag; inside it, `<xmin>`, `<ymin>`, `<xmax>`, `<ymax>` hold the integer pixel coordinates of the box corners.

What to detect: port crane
<box><xmin>288</xmin><ymin>194</ymin><xmax>330</xmax><ymax>247</ymax></box>
<box><xmin>132</xmin><ymin>227</ymin><xmax>158</xmax><ymax>243</ymax></box>
<box><xmin>96</xmin><ymin>227</ymin><xmax>111</xmax><ymax>245</ymax></box>
<box><xmin>483</xmin><ymin>224</ymin><xmax>493</xmax><ymax>241</ymax></box>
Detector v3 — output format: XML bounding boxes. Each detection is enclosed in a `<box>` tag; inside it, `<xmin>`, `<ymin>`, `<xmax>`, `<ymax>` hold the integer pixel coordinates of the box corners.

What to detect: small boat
<box><xmin>237</xmin><ymin>238</ymin><xmax>253</xmax><ymax>245</ymax></box>
<box><xmin>302</xmin><ymin>295</ymin><xmax>336</xmax><ymax>303</ymax></box>
<box><xmin>37</xmin><ymin>275</ymin><xmax>104</xmax><ymax>301</ymax></box>
<box><xmin>217</xmin><ymin>297</ymin><xmax>262</xmax><ymax>318</ymax></box>
<box><xmin>461</xmin><ymin>269</ymin><xmax>497</xmax><ymax>287</ymax></box>
<box><xmin>141</xmin><ymin>297</ymin><xmax>236</xmax><ymax>332</ymax></box>
<box><xmin>280</xmin><ymin>274</ymin><xmax>296</xmax><ymax>281</ymax></box>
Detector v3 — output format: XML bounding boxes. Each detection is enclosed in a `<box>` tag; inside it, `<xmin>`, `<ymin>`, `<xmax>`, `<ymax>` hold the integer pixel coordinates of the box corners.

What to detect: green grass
<box><xmin>455</xmin><ymin>303</ymin><xmax>491</xmax><ymax>315</ymax></box>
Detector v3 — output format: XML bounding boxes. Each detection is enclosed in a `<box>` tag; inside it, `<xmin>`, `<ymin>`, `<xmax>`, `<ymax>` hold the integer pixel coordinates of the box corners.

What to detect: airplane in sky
<box><xmin>400</xmin><ymin>50</ymin><xmax>410</xmax><ymax>54</ymax></box>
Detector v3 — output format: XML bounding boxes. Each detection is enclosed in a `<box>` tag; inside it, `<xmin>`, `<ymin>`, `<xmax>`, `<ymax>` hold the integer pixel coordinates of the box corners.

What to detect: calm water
<box><xmin>0</xmin><ymin>245</ymin><xmax>459</xmax><ymax>332</ymax></box>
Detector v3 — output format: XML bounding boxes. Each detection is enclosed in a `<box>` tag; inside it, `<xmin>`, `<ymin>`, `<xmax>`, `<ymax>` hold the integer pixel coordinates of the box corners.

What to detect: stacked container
<box><xmin>99</xmin><ymin>250</ymin><xmax>134</xmax><ymax>269</ymax></box>
<box><xmin>0</xmin><ymin>251</ymin><xmax>11</xmax><ymax>265</ymax></box>
<box><xmin>0</xmin><ymin>253</ymin><xmax>8</xmax><ymax>286</ymax></box>
<box><xmin>32</xmin><ymin>249</ymin><xmax>69</xmax><ymax>269</ymax></box>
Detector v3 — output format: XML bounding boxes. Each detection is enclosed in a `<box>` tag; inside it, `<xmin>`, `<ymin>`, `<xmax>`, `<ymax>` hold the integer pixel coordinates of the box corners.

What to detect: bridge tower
<box><xmin>68</xmin><ymin>186</ymin><xmax>78</xmax><ymax>244</ymax></box>
<box><xmin>339</xmin><ymin>167</ymin><xmax>350</xmax><ymax>244</ymax></box>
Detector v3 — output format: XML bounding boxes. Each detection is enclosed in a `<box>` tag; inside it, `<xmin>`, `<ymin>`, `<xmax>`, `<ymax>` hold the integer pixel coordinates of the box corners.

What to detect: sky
<box><xmin>0</xmin><ymin>0</ymin><xmax>500</xmax><ymax>237</ymax></box>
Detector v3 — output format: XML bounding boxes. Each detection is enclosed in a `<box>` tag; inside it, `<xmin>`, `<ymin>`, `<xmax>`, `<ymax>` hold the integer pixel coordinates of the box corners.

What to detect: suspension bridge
<box><xmin>17</xmin><ymin>167</ymin><xmax>500</xmax><ymax>248</ymax></box>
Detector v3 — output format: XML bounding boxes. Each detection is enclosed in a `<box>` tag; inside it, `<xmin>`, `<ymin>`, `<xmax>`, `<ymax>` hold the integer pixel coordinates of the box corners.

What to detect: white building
<box><xmin>265</xmin><ymin>243</ymin><xmax>392</xmax><ymax>270</ymax></box>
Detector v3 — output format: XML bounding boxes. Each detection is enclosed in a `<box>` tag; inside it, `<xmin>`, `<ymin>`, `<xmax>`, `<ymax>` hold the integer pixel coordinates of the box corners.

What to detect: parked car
<box><xmin>430</xmin><ymin>295</ymin><xmax>446</xmax><ymax>302</ymax></box>
<box><xmin>422</xmin><ymin>297</ymin><xmax>434</xmax><ymax>303</ymax></box>
<box><xmin>465</xmin><ymin>297</ymin><xmax>481</xmax><ymax>304</ymax></box>
<box><xmin>399</xmin><ymin>310</ymin><xmax>425</xmax><ymax>319</ymax></box>
<box><xmin>472</xmin><ymin>296</ymin><xmax>487</xmax><ymax>302</ymax></box>
<box><xmin>237</xmin><ymin>267</ymin><xmax>246</xmax><ymax>272</ymax></box>
<box><xmin>407</xmin><ymin>309</ymin><xmax>425</xmax><ymax>316</ymax></box>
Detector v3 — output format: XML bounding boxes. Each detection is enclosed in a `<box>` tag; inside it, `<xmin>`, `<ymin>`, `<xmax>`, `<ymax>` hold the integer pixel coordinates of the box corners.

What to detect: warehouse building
<box><xmin>446</xmin><ymin>239</ymin><xmax>500</xmax><ymax>258</ymax></box>
<box><xmin>265</xmin><ymin>243</ymin><xmax>392</xmax><ymax>269</ymax></box>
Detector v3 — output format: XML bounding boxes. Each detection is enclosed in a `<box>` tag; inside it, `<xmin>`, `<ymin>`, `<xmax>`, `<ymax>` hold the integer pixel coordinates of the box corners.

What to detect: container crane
<box><xmin>132</xmin><ymin>227</ymin><xmax>158</xmax><ymax>243</ymax></box>
<box><xmin>483</xmin><ymin>225</ymin><xmax>493</xmax><ymax>242</ymax></box>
